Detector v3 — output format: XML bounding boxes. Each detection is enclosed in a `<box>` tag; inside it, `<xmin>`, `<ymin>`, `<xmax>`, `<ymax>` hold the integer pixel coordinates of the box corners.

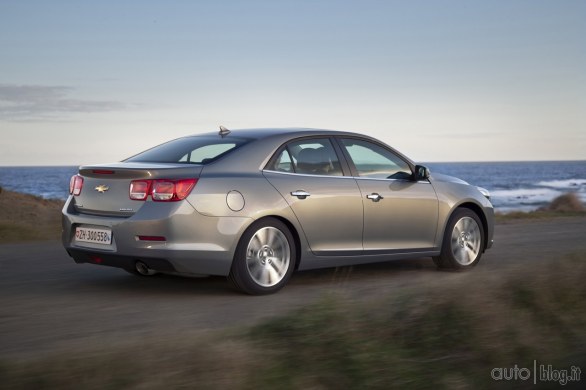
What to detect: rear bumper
<box><xmin>62</xmin><ymin>197</ymin><xmax>252</xmax><ymax>276</ymax></box>
<box><xmin>67</xmin><ymin>249</ymin><xmax>176</xmax><ymax>272</ymax></box>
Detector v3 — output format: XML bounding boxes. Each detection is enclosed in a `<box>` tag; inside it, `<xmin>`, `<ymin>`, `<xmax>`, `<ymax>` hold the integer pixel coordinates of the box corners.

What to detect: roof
<box><xmin>193</xmin><ymin>127</ymin><xmax>367</xmax><ymax>139</ymax></box>
<box><xmin>191</xmin><ymin>127</ymin><xmax>416</xmax><ymax>170</ymax></box>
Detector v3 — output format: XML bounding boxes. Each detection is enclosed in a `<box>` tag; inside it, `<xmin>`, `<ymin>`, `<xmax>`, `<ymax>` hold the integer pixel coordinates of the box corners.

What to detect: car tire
<box><xmin>229</xmin><ymin>218</ymin><xmax>296</xmax><ymax>295</ymax></box>
<box><xmin>433</xmin><ymin>208</ymin><xmax>485</xmax><ymax>270</ymax></box>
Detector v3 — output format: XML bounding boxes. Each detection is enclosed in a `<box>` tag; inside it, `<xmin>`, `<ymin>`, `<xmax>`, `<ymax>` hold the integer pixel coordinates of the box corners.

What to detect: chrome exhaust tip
<box><xmin>135</xmin><ymin>261</ymin><xmax>157</xmax><ymax>276</ymax></box>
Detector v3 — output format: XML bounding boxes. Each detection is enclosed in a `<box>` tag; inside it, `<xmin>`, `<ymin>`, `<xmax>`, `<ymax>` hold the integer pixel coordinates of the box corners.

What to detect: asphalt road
<box><xmin>1</xmin><ymin>217</ymin><xmax>586</xmax><ymax>360</ymax></box>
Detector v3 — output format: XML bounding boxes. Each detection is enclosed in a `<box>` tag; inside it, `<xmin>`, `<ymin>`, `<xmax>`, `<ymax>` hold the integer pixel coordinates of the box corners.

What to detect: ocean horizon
<box><xmin>1</xmin><ymin>161</ymin><xmax>585</xmax><ymax>213</ymax></box>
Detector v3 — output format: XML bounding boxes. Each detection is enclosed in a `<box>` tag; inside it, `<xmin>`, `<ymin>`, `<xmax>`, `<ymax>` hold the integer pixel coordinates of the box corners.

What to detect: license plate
<box><xmin>75</xmin><ymin>227</ymin><xmax>112</xmax><ymax>245</ymax></box>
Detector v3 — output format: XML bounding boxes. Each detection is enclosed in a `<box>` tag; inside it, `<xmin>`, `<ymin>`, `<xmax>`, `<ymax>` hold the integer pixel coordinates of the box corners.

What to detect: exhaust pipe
<box><xmin>135</xmin><ymin>261</ymin><xmax>157</xmax><ymax>276</ymax></box>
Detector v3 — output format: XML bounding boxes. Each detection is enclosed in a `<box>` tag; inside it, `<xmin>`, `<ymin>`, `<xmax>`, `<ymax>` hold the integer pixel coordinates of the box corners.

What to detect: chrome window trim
<box><xmin>262</xmin><ymin>169</ymin><xmax>353</xmax><ymax>179</ymax></box>
<box><xmin>353</xmin><ymin>176</ymin><xmax>431</xmax><ymax>184</ymax></box>
<box><xmin>262</xmin><ymin>169</ymin><xmax>431</xmax><ymax>184</ymax></box>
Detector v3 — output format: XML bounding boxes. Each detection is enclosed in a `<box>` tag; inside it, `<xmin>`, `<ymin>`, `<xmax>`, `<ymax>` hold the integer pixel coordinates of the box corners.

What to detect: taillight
<box><xmin>129</xmin><ymin>180</ymin><xmax>151</xmax><ymax>200</ymax></box>
<box><xmin>174</xmin><ymin>179</ymin><xmax>197</xmax><ymax>200</ymax></box>
<box><xmin>129</xmin><ymin>179</ymin><xmax>197</xmax><ymax>202</ymax></box>
<box><xmin>152</xmin><ymin>180</ymin><xmax>176</xmax><ymax>201</ymax></box>
<box><xmin>69</xmin><ymin>175</ymin><xmax>84</xmax><ymax>196</ymax></box>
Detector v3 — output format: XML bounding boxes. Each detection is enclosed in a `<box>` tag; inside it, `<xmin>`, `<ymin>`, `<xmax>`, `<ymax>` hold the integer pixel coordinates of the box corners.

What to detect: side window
<box><xmin>268</xmin><ymin>138</ymin><xmax>343</xmax><ymax>176</ymax></box>
<box><xmin>341</xmin><ymin>138</ymin><xmax>412</xmax><ymax>180</ymax></box>
<box><xmin>289</xmin><ymin>138</ymin><xmax>343</xmax><ymax>176</ymax></box>
<box><xmin>270</xmin><ymin>148</ymin><xmax>294</xmax><ymax>172</ymax></box>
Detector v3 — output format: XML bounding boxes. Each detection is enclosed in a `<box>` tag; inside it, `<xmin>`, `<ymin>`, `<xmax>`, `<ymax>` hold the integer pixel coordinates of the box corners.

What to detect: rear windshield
<box><xmin>125</xmin><ymin>136</ymin><xmax>252</xmax><ymax>164</ymax></box>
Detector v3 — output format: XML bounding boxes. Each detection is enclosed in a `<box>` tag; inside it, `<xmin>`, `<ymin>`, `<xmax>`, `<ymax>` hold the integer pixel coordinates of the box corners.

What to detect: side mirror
<box><xmin>415</xmin><ymin>165</ymin><xmax>430</xmax><ymax>181</ymax></box>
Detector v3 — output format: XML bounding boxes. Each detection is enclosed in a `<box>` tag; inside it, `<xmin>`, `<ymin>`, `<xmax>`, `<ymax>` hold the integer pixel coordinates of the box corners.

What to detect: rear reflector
<box><xmin>137</xmin><ymin>236</ymin><xmax>166</xmax><ymax>242</ymax></box>
<box><xmin>89</xmin><ymin>255</ymin><xmax>103</xmax><ymax>263</ymax></box>
<box><xmin>130</xmin><ymin>179</ymin><xmax>197</xmax><ymax>202</ymax></box>
<box><xmin>69</xmin><ymin>175</ymin><xmax>84</xmax><ymax>196</ymax></box>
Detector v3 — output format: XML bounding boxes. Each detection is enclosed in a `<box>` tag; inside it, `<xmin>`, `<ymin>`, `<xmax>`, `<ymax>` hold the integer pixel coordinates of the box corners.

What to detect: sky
<box><xmin>0</xmin><ymin>0</ymin><xmax>584</xmax><ymax>165</ymax></box>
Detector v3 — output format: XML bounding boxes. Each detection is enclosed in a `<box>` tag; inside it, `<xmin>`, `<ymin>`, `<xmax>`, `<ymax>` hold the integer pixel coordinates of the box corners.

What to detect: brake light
<box><xmin>129</xmin><ymin>179</ymin><xmax>197</xmax><ymax>202</ymax></box>
<box><xmin>175</xmin><ymin>179</ymin><xmax>197</xmax><ymax>199</ymax></box>
<box><xmin>129</xmin><ymin>180</ymin><xmax>151</xmax><ymax>200</ymax></box>
<box><xmin>69</xmin><ymin>175</ymin><xmax>84</xmax><ymax>196</ymax></box>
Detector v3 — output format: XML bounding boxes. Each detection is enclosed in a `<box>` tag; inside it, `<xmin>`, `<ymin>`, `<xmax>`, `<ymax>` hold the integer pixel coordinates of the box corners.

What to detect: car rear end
<box><xmin>62</xmin><ymin>134</ymin><xmax>254</xmax><ymax>276</ymax></box>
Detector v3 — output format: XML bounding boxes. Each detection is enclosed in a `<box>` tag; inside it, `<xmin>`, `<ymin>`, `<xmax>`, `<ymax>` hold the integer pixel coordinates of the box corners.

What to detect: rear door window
<box><xmin>269</xmin><ymin>138</ymin><xmax>343</xmax><ymax>176</ymax></box>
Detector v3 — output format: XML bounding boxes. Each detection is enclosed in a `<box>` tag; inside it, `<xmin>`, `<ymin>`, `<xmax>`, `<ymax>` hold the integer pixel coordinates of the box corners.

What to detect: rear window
<box><xmin>125</xmin><ymin>136</ymin><xmax>252</xmax><ymax>164</ymax></box>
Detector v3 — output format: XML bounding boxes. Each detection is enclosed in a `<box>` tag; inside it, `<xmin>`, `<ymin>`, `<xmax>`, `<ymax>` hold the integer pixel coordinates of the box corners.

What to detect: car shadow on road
<box><xmin>71</xmin><ymin>257</ymin><xmax>439</xmax><ymax>296</ymax></box>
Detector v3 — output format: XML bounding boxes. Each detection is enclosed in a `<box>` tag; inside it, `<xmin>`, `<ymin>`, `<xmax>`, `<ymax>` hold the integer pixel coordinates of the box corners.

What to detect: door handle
<box><xmin>366</xmin><ymin>193</ymin><xmax>383</xmax><ymax>202</ymax></box>
<box><xmin>291</xmin><ymin>190</ymin><xmax>311</xmax><ymax>199</ymax></box>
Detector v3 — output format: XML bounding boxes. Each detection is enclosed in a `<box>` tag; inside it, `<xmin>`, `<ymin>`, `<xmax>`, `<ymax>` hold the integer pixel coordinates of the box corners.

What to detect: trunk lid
<box><xmin>72</xmin><ymin>162</ymin><xmax>202</xmax><ymax>217</ymax></box>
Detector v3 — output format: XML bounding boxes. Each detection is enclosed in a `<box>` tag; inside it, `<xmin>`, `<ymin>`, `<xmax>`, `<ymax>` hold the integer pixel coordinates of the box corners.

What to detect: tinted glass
<box><xmin>125</xmin><ymin>136</ymin><xmax>251</xmax><ymax>164</ymax></box>
<box><xmin>270</xmin><ymin>148</ymin><xmax>294</xmax><ymax>172</ymax></box>
<box><xmin>341</xmin><ymin>138</ymin><xmax>412</xmax><ymax>179</ymax></box>
<box><xmin>284</xmin><ymin>138</ymin><xmax>343</xmax><ymax>176</ymax></box>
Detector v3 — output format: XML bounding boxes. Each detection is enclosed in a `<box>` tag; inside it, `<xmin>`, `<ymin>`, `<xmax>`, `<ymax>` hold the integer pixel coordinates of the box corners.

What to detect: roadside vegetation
<box><xmin>2</xmin><ymin>252</ymin><xmax>585</xmax><ymax>389</ymax></box>
<box><xmin>0</xmin><ymin>187</ymin><xmax>64</xmax><ymax>242</ymax></box>
<box><xmin>495</xmin><ymin>193</ymin><xmax>585</xmax><ymax>223</ymax></box>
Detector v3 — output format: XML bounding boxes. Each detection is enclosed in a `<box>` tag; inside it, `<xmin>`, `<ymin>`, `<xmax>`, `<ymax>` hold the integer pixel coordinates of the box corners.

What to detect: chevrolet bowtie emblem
<box><xmin>95</xmin><ymin>185</ymin><xmax>110</xmax><ymax>193</ymax></box>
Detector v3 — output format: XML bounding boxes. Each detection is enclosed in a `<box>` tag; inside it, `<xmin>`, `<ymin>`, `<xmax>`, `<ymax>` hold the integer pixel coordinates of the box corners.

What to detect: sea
<box><xmin>0</xmin><ymin>161</ymin><xmax>585</xmax><ymax>213</ymax></box>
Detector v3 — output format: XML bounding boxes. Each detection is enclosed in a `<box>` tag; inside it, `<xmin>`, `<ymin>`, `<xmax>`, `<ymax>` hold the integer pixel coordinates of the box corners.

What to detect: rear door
<box><xmin>337</xmin><ymin>137</ymin><xmax>439</xmax><ymax>252</ymax></box>
<box><xmin>263</xmin><ymin>137</ymin><xmax>363</xmax><ymax>255</ymax></box>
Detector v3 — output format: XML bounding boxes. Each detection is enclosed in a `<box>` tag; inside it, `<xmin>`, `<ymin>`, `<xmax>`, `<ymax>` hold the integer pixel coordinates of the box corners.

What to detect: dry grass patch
<box><xmin>496</xmin><ymin>193</ymin><xmax>586</xmax><ymax>223</ymax></box>
<box><xmin>539</xmin><ymin>192</ymin><xmax>584</xmax><ymax>212</ymax></box>
<box><xmin>0</xmin><ymin>188</ymin><xmax>64</xmax><ymax>242</ymax></box>
<box><xmin>0</xmin><ymin>334</ymin><xmax>259</xmax><ymax>390</ymax></box>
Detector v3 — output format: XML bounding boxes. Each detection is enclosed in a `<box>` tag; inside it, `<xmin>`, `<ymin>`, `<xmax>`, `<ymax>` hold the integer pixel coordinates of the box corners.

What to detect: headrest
<box><xmin>298</xmin><ymin>147</ymin><xmax>328</xmax><ymax>165</ymax></box>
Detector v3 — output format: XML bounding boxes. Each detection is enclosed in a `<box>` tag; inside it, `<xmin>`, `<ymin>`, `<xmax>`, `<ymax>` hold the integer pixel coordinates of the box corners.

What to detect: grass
<box><xmin>495</xmin><ymin>193</ymin><xmax>585</xmax><ymax>223</ymax></box>
<box><xmin>248</xmin><ymin>255</ymin><xmax>586</xmax><ymax>389</ymax></box>
<box><xmin>2</xmin><ymin>253</ymin><xmax>586</xmax><ymax>389</ymax></box>
<box><xmin>0</xmin><ymin>187</ymin><xmax>64</xmax><ymax>243</ymax></box>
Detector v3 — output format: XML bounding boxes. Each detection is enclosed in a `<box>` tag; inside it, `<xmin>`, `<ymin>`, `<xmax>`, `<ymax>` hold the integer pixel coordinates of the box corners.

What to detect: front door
<box><xmin>338</xmin><ymin>137</ymin><xmax>439</xmax><ymax>252</ymax></box>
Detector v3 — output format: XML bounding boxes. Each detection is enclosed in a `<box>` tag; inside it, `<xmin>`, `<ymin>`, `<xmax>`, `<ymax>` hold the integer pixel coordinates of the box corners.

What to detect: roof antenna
<box><xmin>219</xmin><ymin>125</ymin><xmax>231</xmax><ymax>137</ymax></box>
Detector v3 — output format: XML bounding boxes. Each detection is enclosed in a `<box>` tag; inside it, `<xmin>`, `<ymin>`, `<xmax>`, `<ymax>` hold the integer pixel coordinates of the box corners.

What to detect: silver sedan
<box><xmin>62</xmin><ymin>127</ymin><xmax>494</xmax><ymax>294</ymax></box>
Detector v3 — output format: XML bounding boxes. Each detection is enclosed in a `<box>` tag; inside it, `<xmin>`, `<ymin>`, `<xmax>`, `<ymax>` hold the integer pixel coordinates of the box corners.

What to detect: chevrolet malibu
<box><xmin>62</xmin><ymin>128</ymin><xmax>494</xmax><ymax>294</ymax></box>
